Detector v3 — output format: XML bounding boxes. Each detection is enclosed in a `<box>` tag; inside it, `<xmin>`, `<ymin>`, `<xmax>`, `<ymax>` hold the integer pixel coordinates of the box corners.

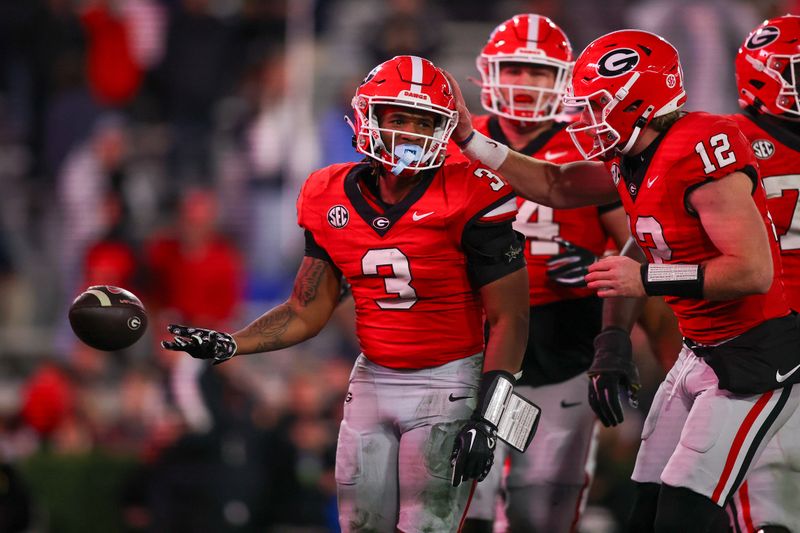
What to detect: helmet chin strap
<box><xmin>618</xmin><ymin>105</ymin><xmax>654</xmax><ymax>155</ymax></box>
<box><xmin>391</xmin><ymin>144</ymin><xmax>424</xmax><ymax>175</ymax></box>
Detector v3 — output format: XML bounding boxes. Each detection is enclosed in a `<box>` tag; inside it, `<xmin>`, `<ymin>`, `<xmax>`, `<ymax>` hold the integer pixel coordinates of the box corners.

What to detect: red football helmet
<box><xmin>350</xmin><ymin>55</ymin><xmax>457</xmax><ymax>173</ymax></box>
<box><xmin>477</xmin><ymin>14</ymin><xmax>573</xmax><ymax>122</ymax></box>
<box><xmin>736</xmin><ymin>15</ymin><xmax>800</xmax><ymax>119</ymax></box>
<box><xmin>564</xmin><ymin>30</ymin><xmax>687</xmax><ymax>160</ymax></box>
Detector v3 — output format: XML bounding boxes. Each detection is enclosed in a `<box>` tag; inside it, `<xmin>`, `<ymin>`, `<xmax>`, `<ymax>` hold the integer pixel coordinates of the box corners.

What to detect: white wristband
<box><xmin>462</xmin><ymin>130</ymin><xmax>510</xmax><ymax>170</ymax></box>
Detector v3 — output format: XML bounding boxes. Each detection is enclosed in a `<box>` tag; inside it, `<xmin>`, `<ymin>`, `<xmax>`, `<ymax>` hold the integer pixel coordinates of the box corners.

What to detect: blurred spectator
<box><xmin>80</xmin><ymin>0</ymin><xmax>144</xmax><ymax>107</ymax></box>
<box><xmin>157</xmin><ymin>0</ymin><xmax>236</xmax><ymax>185</ymax></box>
<box><xmin>244</xmin><ymin>46</ymin><xmax>318</xmax><ymax>290</ymax></box>
<box><xmin>57</xmin><ymin>113</ymin><xmax>132</xmax><ymax>316</ymax></box>
<box><xmin>318</xmin><ymin>76</ymin><xmax>362</xmax><ymax>167</ymax></box>
<box><xmin>144</xmin><ymin>187</ymin><xmax>244</xmax><ymax>329</ymax></box>
<box><xmin>362</xmin><ymin>0</ymin><xmax>445</xmax><ymax>65</ymax></box>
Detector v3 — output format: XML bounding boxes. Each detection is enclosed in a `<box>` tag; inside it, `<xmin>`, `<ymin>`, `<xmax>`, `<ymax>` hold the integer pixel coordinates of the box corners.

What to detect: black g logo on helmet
<box><xmin>746</xmin><ymin>26</ymin><xmax>780</xmax><ymax>50</ymax></box>
<box><xmin>598</xmin><ymin>48</ymin><xmax>640</xmax><ymax>77</ymax></box>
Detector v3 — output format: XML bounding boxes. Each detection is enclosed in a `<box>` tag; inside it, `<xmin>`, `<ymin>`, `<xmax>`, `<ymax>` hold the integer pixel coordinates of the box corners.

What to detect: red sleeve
<box><xmin>675</xmin><ymin>116</ymin><xmax>759</xmax><ymax>185</ymax></box>
<box><xmin>447</xmin><ymin>161</ymin><xmax>518</xmax><ymax>229</ymax></box>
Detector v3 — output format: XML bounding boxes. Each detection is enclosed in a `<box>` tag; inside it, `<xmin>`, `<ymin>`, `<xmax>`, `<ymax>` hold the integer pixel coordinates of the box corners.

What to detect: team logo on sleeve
<box><xmin>745</xmin><ymin>26</ymin><xmax>780</xmax><ymax>50</ymax></box>
<box><xmin>327</xmin><ymin>205</ymin><xmax>350</xmax><ymax>228</ymax></box>
<box><xmin>751</xmin><ymin>139</ymin><xmax>775</xmax><ymax>160</ymax></box>
<box><xmin>598</xmin><ymin>48</ymin><xmax>639</xmax><ymax>78</ymax></box>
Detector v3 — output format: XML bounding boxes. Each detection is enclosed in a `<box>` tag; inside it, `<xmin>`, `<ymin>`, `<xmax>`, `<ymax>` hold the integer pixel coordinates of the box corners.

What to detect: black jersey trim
<box><xmin>619</xmin><ymin>129</ymin><xmax>670</xmax><ymax>203</ymax></box>
<box><xmin>743</xmin><ymin>107</ymin><xmax>800</xmax><ymax>153</ymax></box>
<box><xmin>343</xmin><ymin>163</ymin><xmax>437</xmax><ymax>237</ymax></box>
<box><xmin>487</xmin><ymin>116</ymin><xmax>569</xmax><ymax>156</ymax></box>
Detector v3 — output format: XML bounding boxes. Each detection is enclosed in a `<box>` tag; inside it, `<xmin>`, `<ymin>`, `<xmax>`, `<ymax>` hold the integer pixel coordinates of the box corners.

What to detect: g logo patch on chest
<box><xmin>751</xmin><ymin>139</ymin><xmax>775</xmax><ymax>160</ymax></box>
<box><xmin>598</xmin><ymin>48</ymin><xmax>640</xmax><ymax>78</ymax></box>
<box><xmin>327</xmin><ymin>205</ymin><xmax>350</xmax><ymax>228</ymax></box>
<box><xmin>372</xmin><ymin>217</ymin><xmax>390</xmax><ymax>229</ymax></box>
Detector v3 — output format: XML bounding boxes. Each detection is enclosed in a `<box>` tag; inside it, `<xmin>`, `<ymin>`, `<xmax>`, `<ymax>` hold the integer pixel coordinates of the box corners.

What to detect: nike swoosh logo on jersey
<box><xmin>560</xmin><ymin>400</ymin><xmax>581</xmax><ymax>408</ymax></box>
<box><xmin>412</xmin><ymin>211</ymin><xmax>434</xmax><ymax>221</ymax></box>
<box><xmin>543</xmin><ymin>150</ymin><xmax>568</xmax><ymax>161</ymax></box>
<box><xmin>448</xmin><ymin>393</ymin><xmax>472</xmax><ymax>402</ymax></box>
<box><xmin>647</xmin><ymin>175</ymin><xmax>660</xmax><ymax>188</ymax></box>
<box><xmin>776</xmin><ymin>363</ymin><xmax>800</xmax><ymax>383</ymax></box>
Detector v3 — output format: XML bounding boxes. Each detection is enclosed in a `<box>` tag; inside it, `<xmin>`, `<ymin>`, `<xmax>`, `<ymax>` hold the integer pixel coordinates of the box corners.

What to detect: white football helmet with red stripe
<box><xmin>350</xmin><ymin>55</ymin><xmax>457</xmax><ymax>173</ymax></box>
<box><xmin>477</xmin><ymin>14</ymin><xmax>573</xmax><ymax>122</ymax></box>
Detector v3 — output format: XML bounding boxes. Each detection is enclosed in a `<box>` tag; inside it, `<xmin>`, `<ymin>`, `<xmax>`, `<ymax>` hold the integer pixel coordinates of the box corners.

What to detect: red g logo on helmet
<box><xmin>736</xmin><ymin>16</ymin><xmax>800</xmax><ymax>118</ymax></box>
<box><xmin>597</xmin><ymin>49</ymin><xmax>640</xmax><ymax>77</ymax></box>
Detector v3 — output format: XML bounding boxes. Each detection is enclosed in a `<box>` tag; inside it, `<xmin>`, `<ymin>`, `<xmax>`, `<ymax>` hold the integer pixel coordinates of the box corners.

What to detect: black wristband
<box><xmin>640</xmin><ymin>263</ymin><xmax>704</xmax><ymax>298</ymax></box>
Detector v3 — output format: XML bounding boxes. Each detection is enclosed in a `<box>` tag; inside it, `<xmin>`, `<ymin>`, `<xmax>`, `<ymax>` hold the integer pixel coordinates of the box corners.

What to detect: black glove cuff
<box><xmin>590</xmin><ymin>327</ymin><xmax>633</xmax><ymax>374</ymax></box>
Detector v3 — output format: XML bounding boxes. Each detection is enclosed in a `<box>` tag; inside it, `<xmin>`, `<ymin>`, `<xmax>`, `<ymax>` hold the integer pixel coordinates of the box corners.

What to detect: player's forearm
<box><xmin>701</xmin><ymin>253</ymin><xmax>773</xmax><ymax>300</ymax></box>
<box><xmin>603</xmin><ymin>238</ymin><xmax>648</xmax><ymax>331</ymax></box>
<box><xmin>232</xmin><ymin>301</ymin><xmax>323</xmax><ymax>354</ymax></box>
<box><xmin>480</xmin><ymin>269</ymin><xmax>529</xmax><ymax>374</ymax></box>
<box><xmin>233</xmin><ymin>256</ymin><xmax>339</xmax><ymax>354</ymax></box>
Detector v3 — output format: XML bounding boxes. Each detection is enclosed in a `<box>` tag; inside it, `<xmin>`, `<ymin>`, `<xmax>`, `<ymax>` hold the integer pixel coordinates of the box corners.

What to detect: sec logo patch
<box><xmin>751</xmin><ymin>139</ymin><xmax>775</xmax><ymax>160</ymax></box>
<box><xmin>327</xmin><ymin>205</ymin><xmax>349</xmax><ymax>228</ymax></box>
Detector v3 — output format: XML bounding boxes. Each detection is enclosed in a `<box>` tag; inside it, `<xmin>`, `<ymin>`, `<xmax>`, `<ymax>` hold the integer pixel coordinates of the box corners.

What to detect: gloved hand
<box><xmin>588</xmin><ymin>327</ymin><xmax>641</xmax><ymax>427</ymax></box>
<box><xmin>450</xmin><ymin>415</ymin><xmax>497</xmax><ymax>487</ymax></box>
<box><xmin>162</xmin><ymin>325</ymin><xmax>237</xmax><ymax>365</ymax></box>
<box><xmin>546</xmin><ymin>240</ymin><xmax>598</xmax><ymax>287</ymax></box>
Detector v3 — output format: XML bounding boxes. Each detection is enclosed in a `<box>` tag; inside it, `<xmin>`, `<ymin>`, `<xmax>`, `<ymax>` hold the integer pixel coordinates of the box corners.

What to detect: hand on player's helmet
<box><xmin>450</xmin><ymin>416</ymin><xmax>497</xmax><ymax>487</ymax></box>
<box><xmin>162</xmin><ymin>325</ymin><xmax>237</xmax><ymax>365</ymax></box>
<box><xmin>587</xmin><ymin>327</ymin><xmax>641</xmax><ymax>427</ymax></box>
<box><xmin>441</xmin><ymin>70</ymin><xmax>473</xmax><ymax>144</ymax></box>
<box><xmin>546</xmin><ymin>240</ymin><xmax>598</xmax><ymax>287</ymax></box>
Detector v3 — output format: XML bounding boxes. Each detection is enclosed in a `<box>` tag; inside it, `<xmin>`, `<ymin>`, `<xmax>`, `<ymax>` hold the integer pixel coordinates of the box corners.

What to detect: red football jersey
<box><xmin>731</xmin><ymin>112</ymin><xmax>800</xmax><ymax>310</ymax></box>
<box><xmin>607</xmin><ymin>112</ymin><xmax>789</xmax><ymax>344</ymax></box>
<box><xmin>297</xmin><ymin>161</ymin><xmax>518</xmax><ymax>369</ymax></box>
<box><xmin>470</xmin><ymin>115</ymin><xmax>621</xmax><ymax>306</ymax></box>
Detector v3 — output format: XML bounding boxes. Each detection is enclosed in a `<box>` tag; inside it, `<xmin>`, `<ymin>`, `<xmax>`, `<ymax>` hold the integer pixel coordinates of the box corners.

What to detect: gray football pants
<box><xmin>335</xmin><ymin>352</ymin><xmax>483</xmax><ymax>533</ymax></box>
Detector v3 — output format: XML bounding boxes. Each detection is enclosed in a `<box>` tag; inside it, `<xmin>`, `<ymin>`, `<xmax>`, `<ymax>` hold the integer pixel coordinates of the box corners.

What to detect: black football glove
<box><xmin>162</xmin><ymin>325</ymin><xmax>237</xmax><ymax>365</ymax></box>
<box><xmin>546</xmin><ymin>240</ymin><xmax>598</xmax><ymax>287</ymax></box>
<box><xmin>450</xmin><ymin>415</ymin><xmax>497</xmax><ymax>487</ymax></box>
<box><xmin>587</xmin><ymin>327</ymin><xmax>641</xmax><ymax>427</ymax></box>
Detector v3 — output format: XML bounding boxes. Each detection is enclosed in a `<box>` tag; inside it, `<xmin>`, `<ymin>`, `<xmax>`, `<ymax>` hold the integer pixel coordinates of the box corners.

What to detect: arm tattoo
<box><xmin>250</xmin><ymin>305</ymin><xmax>294</xmax><ymax>352</ymax></box>
<box><xmin>293</xmin><ymin>258</ymin><xmax>328</xmax><ymax>306</ymax></box>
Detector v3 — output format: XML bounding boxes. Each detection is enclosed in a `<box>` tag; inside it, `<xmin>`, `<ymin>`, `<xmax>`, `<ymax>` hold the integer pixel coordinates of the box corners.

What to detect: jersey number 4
<box><xmin>513</xmin><ymin>201</ymin><xmax>560</xmax><ymax>255</ymax></box>
<box><xmin>362</xmin><ymin>248</ymin><xmax>417</xmax><ymax>309</ymax></box>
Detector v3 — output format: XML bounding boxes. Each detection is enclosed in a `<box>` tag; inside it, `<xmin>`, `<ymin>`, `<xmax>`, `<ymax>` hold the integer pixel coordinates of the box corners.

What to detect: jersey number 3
<box><xmin>362</xmin><ymin>248</ymin><xmax>417</xmax><ymax>309</ymax></box>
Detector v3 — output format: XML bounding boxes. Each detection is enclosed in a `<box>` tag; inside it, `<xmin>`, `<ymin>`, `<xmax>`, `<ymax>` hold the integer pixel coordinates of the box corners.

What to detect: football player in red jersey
<box><xmin>161</xmin><ymin>55</ymin><xmax>531</xmax><ymax>532</ymax></box>
<box><xmin>447</xmin><ymin>30</ymin><xmax>800</xmax><ymax>531</ymax></box>
<box><xmin>455</xmin><ymin>15</ymin><xmax>631</xmax><ymax>533</ymax></box>
<box><xmin>725</xmin><ymin>15</ymin><xmax>800</xmax><ymax>533</ymax></box>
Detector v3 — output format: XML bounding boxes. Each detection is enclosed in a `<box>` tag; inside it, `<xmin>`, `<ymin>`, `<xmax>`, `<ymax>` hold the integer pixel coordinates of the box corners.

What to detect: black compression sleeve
<box><xmin>463</xmin><ymin>222</ymin><xmax>526</xmax><ymax>287</ymax></box>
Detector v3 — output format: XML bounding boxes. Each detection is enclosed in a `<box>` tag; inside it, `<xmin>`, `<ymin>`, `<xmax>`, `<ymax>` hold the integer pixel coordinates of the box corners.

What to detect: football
<box><xmin>68</xmin><ymin>285</ymin><xmax>148</xmax><ymax>351</ymax></box>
